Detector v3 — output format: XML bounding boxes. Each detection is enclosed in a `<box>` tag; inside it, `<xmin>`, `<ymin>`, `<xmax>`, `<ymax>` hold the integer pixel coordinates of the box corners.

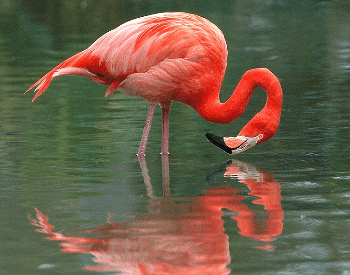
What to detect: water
<box><xmin>1</xmin><ymin>1</ymin><xmax>350</xmax><ymax>274</ymax></box>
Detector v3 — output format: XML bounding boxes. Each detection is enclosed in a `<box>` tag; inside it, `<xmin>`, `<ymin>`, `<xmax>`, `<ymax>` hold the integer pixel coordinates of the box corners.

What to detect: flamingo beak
<box><xmin>205</xmin><ymin>132</ymin><xmax>262</xmax><ymax>155</ymax></box>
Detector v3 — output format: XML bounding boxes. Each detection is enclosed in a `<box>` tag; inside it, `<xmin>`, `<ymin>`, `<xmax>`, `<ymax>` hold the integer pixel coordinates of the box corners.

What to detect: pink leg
<box><xmin>160</xmin><ymin>102</ymin><xmax>171</xmax><ymax>155</ymax></box>
<box><xmin>161</xmin><ymin>154</ymin><xmax>170</xmax><ymax>197</ymax></box>
<box><xmin>137</xmin><ymin>155</ymin><xmax>155</xmax><ymax>198</ymax></box>
<box><xmin>137</xmin><ymin>103</ymin><xmax>156</xmax><ymax>156</ymax></box>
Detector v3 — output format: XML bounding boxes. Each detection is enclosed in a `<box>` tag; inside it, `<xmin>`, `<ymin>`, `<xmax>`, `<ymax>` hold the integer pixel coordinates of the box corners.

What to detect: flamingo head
<box><xmin>205</xmin><ymin>132</ymin><xmax>263</xmax><ymax>155</ymax></box>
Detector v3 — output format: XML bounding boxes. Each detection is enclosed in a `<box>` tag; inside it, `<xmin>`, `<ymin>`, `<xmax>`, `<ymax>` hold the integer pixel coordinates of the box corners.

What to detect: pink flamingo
<box><xmin>25</xmin><ymin>12</ymin><xmax>282</xmax><ymax>156</ymax></box>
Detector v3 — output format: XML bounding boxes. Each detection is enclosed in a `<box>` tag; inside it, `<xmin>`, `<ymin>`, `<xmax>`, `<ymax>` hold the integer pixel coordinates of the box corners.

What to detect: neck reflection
<box><xmin>28</xmin><ymin>156</ymin><xmax>283</xmax><ymax>274</ymax></box>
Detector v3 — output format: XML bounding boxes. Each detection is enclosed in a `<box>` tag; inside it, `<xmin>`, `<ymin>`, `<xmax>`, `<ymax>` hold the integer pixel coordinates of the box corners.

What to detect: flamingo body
<box><xmin>26</xmin><ymin>12</ymin><xmax>282</xmax><ymax>155</ymax></box>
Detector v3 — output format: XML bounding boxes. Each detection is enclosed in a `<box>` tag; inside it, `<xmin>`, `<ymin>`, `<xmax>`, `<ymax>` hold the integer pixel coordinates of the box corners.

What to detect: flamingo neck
<box><xmin>194</xmin><ymin>68</ymin><xmax>282</xmax><ymax>141</ymax></box>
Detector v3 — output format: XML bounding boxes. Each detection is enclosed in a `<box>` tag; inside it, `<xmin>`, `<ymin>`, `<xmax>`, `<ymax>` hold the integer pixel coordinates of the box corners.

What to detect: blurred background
<box><xmin>1</xmin><ymin>0</ymin><xmax>350</xmax><ymax>274</ymax></box>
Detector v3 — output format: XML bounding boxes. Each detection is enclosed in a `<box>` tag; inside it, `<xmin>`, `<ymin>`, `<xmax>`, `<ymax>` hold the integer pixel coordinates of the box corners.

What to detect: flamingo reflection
<box><xmin>28</xmin><ymin>157</ymin><xmax>283</xmax><ymax>274</ymax></box>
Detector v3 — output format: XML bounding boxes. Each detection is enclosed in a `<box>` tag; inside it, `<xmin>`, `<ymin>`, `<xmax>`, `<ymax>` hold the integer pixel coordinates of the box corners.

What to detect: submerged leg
<box><xmin>137</xmin><ymin>103</ymin><xmax>156</xmax><ymax>156</ymax></box>
<box><xmin>161</xmin><ymin>154</ymin><xmax>170</xmax><ymax>197</ymax></box>
<box><xmin>137</xmin><ymin>152</ymin><xmax>170</xmax><ymax>198</ymax></box>
<box><xmin>137</xmin><ymin>155</ymin><xmax>154</xmax><ymax>198</ymax></box>
<box><xmin>160</xmin><ymin>101</ymin><xmax>171</xmax><ymax>155</ymax></box>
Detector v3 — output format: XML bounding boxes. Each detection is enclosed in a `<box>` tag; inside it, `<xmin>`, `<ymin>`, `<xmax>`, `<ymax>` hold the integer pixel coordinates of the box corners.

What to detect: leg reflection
<box><xmin>28</xmin><ymin>158</ymin><xmax>283</xmax><ymax>273</ymax></box>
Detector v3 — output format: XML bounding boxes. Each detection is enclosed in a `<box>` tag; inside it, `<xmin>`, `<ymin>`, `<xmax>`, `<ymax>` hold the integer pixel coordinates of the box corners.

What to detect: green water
<box><xmin>1</xmin><ymin>1</ymin><xmax>350</xmax><ymax>274</ymax></box>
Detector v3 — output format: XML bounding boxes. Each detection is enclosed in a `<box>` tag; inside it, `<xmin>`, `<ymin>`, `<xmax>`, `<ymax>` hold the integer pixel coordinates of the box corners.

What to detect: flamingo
<box><xmin>25</xmin><ymin>12</ymin><xmax>282</xmax><ymax>156</ymax></box>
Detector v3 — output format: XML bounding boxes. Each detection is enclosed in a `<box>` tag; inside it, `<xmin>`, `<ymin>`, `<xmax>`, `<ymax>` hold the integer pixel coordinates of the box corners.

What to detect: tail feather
<box><xmin>25</xmin><ymin>71</ymin><xmax>55</xmax><ymax>102</ymax></box>
<box><xmin>25</xmin><ymin>52</ymin><xmax>86</xmax><ymax>101</ymax></box>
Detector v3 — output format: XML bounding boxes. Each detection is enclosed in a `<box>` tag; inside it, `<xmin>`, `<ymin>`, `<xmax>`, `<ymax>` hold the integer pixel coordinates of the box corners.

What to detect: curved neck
<box><xmin>194</xmin><ymin>68</ymin><xmax>282</xmax><ymax>141</ymax></box>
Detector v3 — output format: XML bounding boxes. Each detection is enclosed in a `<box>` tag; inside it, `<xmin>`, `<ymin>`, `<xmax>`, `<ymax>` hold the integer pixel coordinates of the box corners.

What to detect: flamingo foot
<box><xmin>205</xmin><ymin>132</ymin><xmax>262</xmax><ymax>155</ymax></box>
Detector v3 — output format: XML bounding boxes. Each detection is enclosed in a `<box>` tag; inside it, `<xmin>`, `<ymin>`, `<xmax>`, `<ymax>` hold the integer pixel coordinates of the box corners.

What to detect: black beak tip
<box><xmin>205</xmin><ymin>132</ymin><xmax>232</xmax><ymax>154</ymax></box>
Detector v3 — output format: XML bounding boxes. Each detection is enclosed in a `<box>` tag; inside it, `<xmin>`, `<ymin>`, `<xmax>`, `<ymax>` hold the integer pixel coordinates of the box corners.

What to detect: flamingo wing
<box><xmin>26</xmin><ymin>12</ymin><xmax>227</xmax><ymax>104</ymax></box>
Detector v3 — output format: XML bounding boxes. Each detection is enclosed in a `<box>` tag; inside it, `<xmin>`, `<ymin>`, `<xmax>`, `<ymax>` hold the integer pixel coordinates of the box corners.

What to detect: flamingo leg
<box><xmin>137</xmin><ymin>103</ymin><xmax>156</xmax><ymax>156</ymax></box>
<box><xmin>137</xmin><ymin>155</ymin><xmax>155</xmax><ymax>198</ymax></box>
<box><xmin>161</xmin><ymin>107</ymin><xmax>170</xmax><ymax>155</ymax></box>
<box><xmin>160</xmin><ymin>102</ymin><xmax>171</xmax><ymax>155</ymax></box>
<box><xmin>161</xmin><ymin>154</ymin><xmax>170</xmax><ymax>197</ymax></box>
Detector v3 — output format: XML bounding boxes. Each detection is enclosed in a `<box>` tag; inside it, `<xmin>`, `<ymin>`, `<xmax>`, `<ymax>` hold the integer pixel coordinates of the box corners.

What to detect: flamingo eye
<box><xmin>93</xmin><ymin>73</ymin><xmax>106</xmax><ymax>78</ymax></box>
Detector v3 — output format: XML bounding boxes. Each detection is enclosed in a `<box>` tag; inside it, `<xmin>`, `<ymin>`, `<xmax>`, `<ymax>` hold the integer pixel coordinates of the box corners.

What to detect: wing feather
<box><xmin>26</xmin><ymin>12</ymin><xmax>227</xmax><ymax>102</ymax></box>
